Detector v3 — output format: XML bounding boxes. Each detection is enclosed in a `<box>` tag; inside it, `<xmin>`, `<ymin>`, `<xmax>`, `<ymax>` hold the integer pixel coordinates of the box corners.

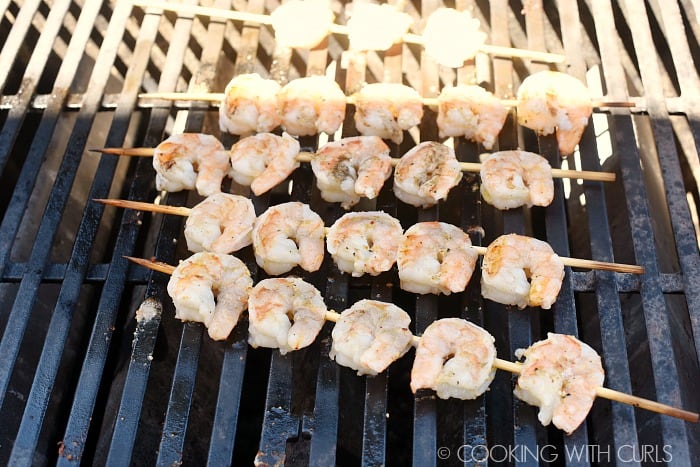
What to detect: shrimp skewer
<box><xmin>411</xmin><ymin>318</ymin><xmax>496</xmax><ymax>399</ymax></box>
<box><xmin>351</xmin><ymin>83</ymin><xmax>424</xmax><ymax>144</ymax></box>
<box><xmin>397</xmin><ymin>222</ymin><xmax>478</xmax><ymax>295</ymax></box>
<box><xmin>330</xmin><ymin>299</ymin><xmax>413</xmax><ymax>375</ymax></box>
<box><xmin>278</xmin><ymin>76</ymin><xmax>346</xmax><ymax>136</ymax></box>
<box><xmin>252</xmin><ymin>202</ymin><xmax>326</xmax><ymax>275</ymax></box>
<box><xmin>218</xmin><ymin>73</ymin><xmax>281</xmax><ymax>136</ymax></box>
<box><xmin>480</xmin><ymin>151</ymin><xmax>554</xmax><ymax>210</ymax></box>
<box><xmin>166</xmin><ymin>252</ymin><xmax>253</xmax><ymax>341</ymax></box>
<box><xmin>248</xmin><ymin>278</ymin><xmax>327</xmax><ymax>354</ymax></box>
<box><xmin>130</xmin><ymin>0</ymin><xmax>565</xmax><ymax>63</ymax></box>
<box><xmin>126</xmin><ymin>256</ymin><xmax>699</xmax><ymax>425</ymax></box>
<box><xmin>393</xmin><ymin>141</ymin><xmax>463</xmax><ymax>208</ymax></box>
<box><xmin>326</xmin><ymin>211</ymin><xmax>403</xmax><ymax>277</ymax></box>
<box><xmin>480</xmin><ymin>233</ymin><xmax>565</xmax><ymax>309</ymax></box>
<box><xmin>96</xmin><ymin>194</ymin><xmax>255</xmax><ymax>255</ymax></box>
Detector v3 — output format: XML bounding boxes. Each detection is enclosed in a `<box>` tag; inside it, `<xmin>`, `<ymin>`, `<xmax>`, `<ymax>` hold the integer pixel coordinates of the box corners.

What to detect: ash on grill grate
<box><xmin>0</xmin><ymin>0</ymin><xmax>699</xmax><ymax>466</ymax></box>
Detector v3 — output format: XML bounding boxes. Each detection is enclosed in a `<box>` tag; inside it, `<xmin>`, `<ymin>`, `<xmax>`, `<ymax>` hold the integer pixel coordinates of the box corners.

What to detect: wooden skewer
<box><xmin>123</xmin><ymin>256</ymin><xmax>695</xmax><ymax>423</ymax></box>
<box><xmin>95</xmin><ymin>198</ymin><xmax>191</xmax><ymax>216</ymax></box>
<box><xmin>130</xmin><ymin>0</ymin><xmax>564</xmax><ymax>63</ymax></box>
<box><xmin>137</xmin><ymin>91</ymin><xmax>634</xmax><ymax>110</ymax></box>
<box><xmin>93</xmin><ymin>148</ymin><xmax>616</xmax><ymax>183</ymax></box>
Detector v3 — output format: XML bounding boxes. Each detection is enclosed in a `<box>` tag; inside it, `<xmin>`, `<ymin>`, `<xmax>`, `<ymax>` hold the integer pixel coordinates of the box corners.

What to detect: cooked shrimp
<box><xmin>153</xmin><ymin>133</ymin><xmax>229</xmax><ymax>196</ymax></box>
<box><xmin>167</xmin><ymin>252</ymin><xmax>253</xmax><ymax>341</ymax></box>
<box><xmin>311</xmin><ymin>136</ymin><xmax>393</xmax><ymax>209</ymax></box>
<box><xmin>480</xmin><ymin>150</ymin><xmax>554</xmax><ymax>209</ymax></box>
<box><xmin>481</xmin><ymin>234</ymin><xmax>565</xmax><ymax>309</ymax></box>
<box><xmin>422</xmin><ymin>8</ymin><xmax>487</xmax><ymax>68</ymax></box>
<box><xmin>393</xmin><ymin>141</ymin><xmax>463</xmax><ymax>208</ymax></box>
<box><xmin>270</xmin><ymin>0</ymin><xmax>334</xmax><ymax>49</ymax></box>
<box><xmin>252</xmin><ymin>202</ymin><xmax>325</xmax><ymax>275</ymax></box>
<box><xmin>184</xmin><ymin>193</ymin><xmax>256</xmax><ymax>254</ymax></box>
<box><xmin>278</xmin><ymin>76</ymin><xmax>346</xmax><ymax>136</ymax></box>
<box><xmin>437</xmin><ymin>85</ymin><xmax>508</xmax><ymax>149</ymax></box>
<box><xmin>330</xmin><ymin>299</ymin><xmax>413</xmax><ymax>375</ymax></box>
<box><xmin>352</xmin><ymin>83</ymin><xmax>423</xmax><ymax>144</ymax></box>
<box><xmin>516</xmin><ymin>71</ymin><xmax>593</xmax><ymax>156</ymax></box>
<box><xmin>248</xmin><ymin>277</ymin><xmax>327</xmax><ymax>354</ymax></box>
<box><xmin>326</xmin><ymin>211</ymin><xmax>403</xmax><ymax>277</ymax></box>
<box><xmin>229</xmin><ymin>133</ymin><xmax>300</xmax><ymax>196</ymax></box>
<box><xmin>411</xmin><ymin>318</ymin><xmax>496</xmax><ymax>399</ymax></box>
<box><xmin>218</xmin><ymin>73</ymin><xmax>281</xmax><ymax>135</ymax></box>
<box><xmin>347</xmin><ymin>2</ymin><xmax>413</xmax><ymax>51</ymax></box>
<box><xmin>397</xmin><ymin>222</ymin><xmax>478</xmax><ymax>295</ymax></box>
<box><xmin>514</xmin><ymin>333</ymin><xmax>605</xmax><ymax>434</ymax></box>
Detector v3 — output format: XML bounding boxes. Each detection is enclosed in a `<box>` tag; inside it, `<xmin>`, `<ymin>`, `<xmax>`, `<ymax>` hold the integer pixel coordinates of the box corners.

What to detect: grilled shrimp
<box><xmin>326</xmin><ymin>211</ymin><xmax>403</xmax><ymax>277</ymax></box>
<box><xmin>411</xmin><ymin>318</ymin><xmax>496</xmax><ymax>399</ymax></box>
<box><xmin>167</xmin><ymin>251</ymin><xmax>253</xmax><ymax>341</ymax></box>
<box><xmin>422</xmin><ymin>8</ymin><xmax>487</xmax><ymax>68</ymax></box>
<box><xmin>352</xmin><ymin>83</ymin><xmax>423</xmax><ymax>144</ymax></box>
<box><xmin>278</xmin><ymin>76</ymin><xmax>346</xmax><ymax>136</ymax></box>
<box><xmin>393</xmin><ymin>141</ymin><xmax>463</xmax><ymax>208</ymax></box>
<box><xmin>480</xmin><ymin>150</ymin><xmax>554</xmax><ymax>209</ymax></box>
<box><xmin>397</xmin><ymin>222</ymin><xmax>478</xmax><ymax>295</ymax></box>
<box><xmin>330</xmin><ymin>299</ymin><xmax>413</xmax><ymax>375</ymax></box>
<box><xmin>153</xmin><ymin>133</ymin><xmax>229</xmax><ymax>196</ymax></box>
<box><xmin>481</xmin><ymin>234</ymin><xmax>565</xmax><ymax>309</ymax></box>
<box><xmin>514</xmin><ymin>333</ymin><xmax>605</xmax><ymax>434</ymax></box>
<box><xmin>252</xmin><ymin>202</ymin><xmax>325</xmax><ymax>275</ymax></box>
<box><xmin>248</xmin><ymin>277</ymin><xmax>327</xmax><ymax>354</ymax></box>
<box><xmin>229</xmin><ymin>133</ymin><xmax>300</xmax><ymax>196</ymax></box>
<box><xmin>184</xmin><ymin>193</ymin><xmax>256</xmax><ymax>254</ymax></box>
<box><xmin>516</xmin><ymin>70</ymin><xmax>593</xmax><ymax>156</ymax></box>
<box><xmin>218</xmin><ymin>73</ymin><xmax>281</xmax><ymax>135</ymax></box>
<box><xmin>311</xmin><ymin>136</ymin><xmax>393</xmax><ymax>209</ymax></box>
<box><xmin>270</xmin><ymin>0</ymin><xmax>334</xmax><ymax>49</ymax></box>
<box><xmin>437</xmin><ymin>85</ymin><xmax>508</xmax><ymax>149</ymax></box>
<box><xmin>347</xmin><ymin>2</ymin><xmax>413</xmax><ymax>51</ymax></box>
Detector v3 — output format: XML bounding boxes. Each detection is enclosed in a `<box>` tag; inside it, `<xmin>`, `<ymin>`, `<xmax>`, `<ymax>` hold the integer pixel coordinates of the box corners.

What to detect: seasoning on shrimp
<box><xmin>397</xmin><ymin>222</ymin><xmax>478</xmax><ymax>295</ymax></box>
<box><xmin>248</xmin><ymin>278</ymin><xmax>327</xmax><ymax>354</ymax></box>
<box><xmin>479</xmin><ymin>150</ymin><xmax>554</xmax><ymax>209</ymax></box>
<box><xmin>437</xmin><ymin>85</ymin><xmax>508</xmax><ymax>149</ymax></box>
<box><xmin>393</xmin><ymin>141</ymin><xmax>463</xmax><ymax>208</ymax></box>
<box><xmin>411</xmin><ymin>318</ymin><xmax>496</xmax><ymax>399</ymax></box>
<box><xmin>311</xmin><ymin>136</ymin><xmax>393</xmax><ymax>209</ymax></box>
<box><xmin>167</xmin><ymin>252</ymin><xmax>253</xmax><ymax>341</ymax></box>
<box><xmin>514</xmin><ymin>333</ymin><xmax>605</xmax><ymax>434</ymax></box>
<box><xmin>229</xmin><ymin>133</ymin><xmax>300</xmax><ymax>196</ymax></box>
<box><xmin>252</xmin><ymin>202</ymin><xmax>325</xmax><ymax>275</ymax></box>
<box><xmin>516</xmin><ymin>70</ymin><xmax>593</xmax><ymax>156</ymax></box>
<box><xmin>278</xmin><ymin>76</ymin><xmax>346</xmax><ymax>136</ymax></box>
<box><xmin>326</xmin><ymin>211</ymin><xmax>403</xmax><ymax>277</ymax></box>
<box><xmin>184</xmin><ymin>193</ymin><xmax>256</xmax><ymax>254</ymax></box>
<box><xmin>218</xmin><ymin>73</ymin><xmax>281</xmax><ymax>136</ymax></box>
<box><xmin>153</xmin><ymin>133</ymin><xmax>230</xmax><ymax>196</ymax></box>
<box><xmin>481</xmin><ymin>234</ymin><xmax>565</xmax><ymax>309</ymax></box>
<box><xmin>330</xmin><ymin>299</ymin><xmax>413</xmax><ymax>375</ymax></box>
<box><xmin>352</xmin><ymin>83</ymin><xmax>423</xmax><ymax>144</ymax></box>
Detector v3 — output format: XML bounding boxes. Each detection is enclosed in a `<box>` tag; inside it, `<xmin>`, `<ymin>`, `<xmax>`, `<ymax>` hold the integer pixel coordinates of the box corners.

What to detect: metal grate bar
<box><xmin>645</xmin><ymin>0</ymin><xmax>700</xmax><ymax>364</ymax></box>
<box><xmin>2</xmin><ymin>262</ymin><xmax>149</xmax><ymax>283</ymax></box>
<box><xmin>10</xmin><ymin>6</ymin><xmax>158</xmax><ymax>462</ymax></box>
<box><xmin>589</xmin><ymin>1</ymin><xmax>696</xmax><ymax>463</ymax></box>
<box><xmin>0</xmin><ymin>0</ymin><xmax>131</xmax><ymax>415</ymax></box>
<box><xmin>569</xmin><ymin>1</ymin><xmax>644</xmax><ymax>456</ymax></box>
<box><xmin>0</xmin><ymin>0</ymin><xmax>72</xmax><ymax>175</ymax></box>
<box><xmin>105</xmin><ymin>3</ymin><xmax>201</xmax><ymax>461</ymax></box>
<box><xmin>155</xmin><ymin>5</ymin><xmax>231</xmax><ymax>464</ymax></box>
<box><xmin>0</xmin><ymin>0</ymin><xmax>42</xmax><ymax>94</ymax></box>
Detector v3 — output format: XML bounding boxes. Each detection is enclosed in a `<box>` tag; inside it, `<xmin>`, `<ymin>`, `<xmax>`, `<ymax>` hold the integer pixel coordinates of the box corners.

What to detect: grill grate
<box><xmin>1</xmin><ymin>0</ymin><xmax>699</xmax><ymax>465</ymax></box>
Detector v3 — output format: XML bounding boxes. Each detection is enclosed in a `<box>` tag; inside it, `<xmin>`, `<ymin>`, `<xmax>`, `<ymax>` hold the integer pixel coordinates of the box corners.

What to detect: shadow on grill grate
<box><xmin>0</xmin><ymin>0</ymin><xmax>699</xmax><ymax>465</ymax></box>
